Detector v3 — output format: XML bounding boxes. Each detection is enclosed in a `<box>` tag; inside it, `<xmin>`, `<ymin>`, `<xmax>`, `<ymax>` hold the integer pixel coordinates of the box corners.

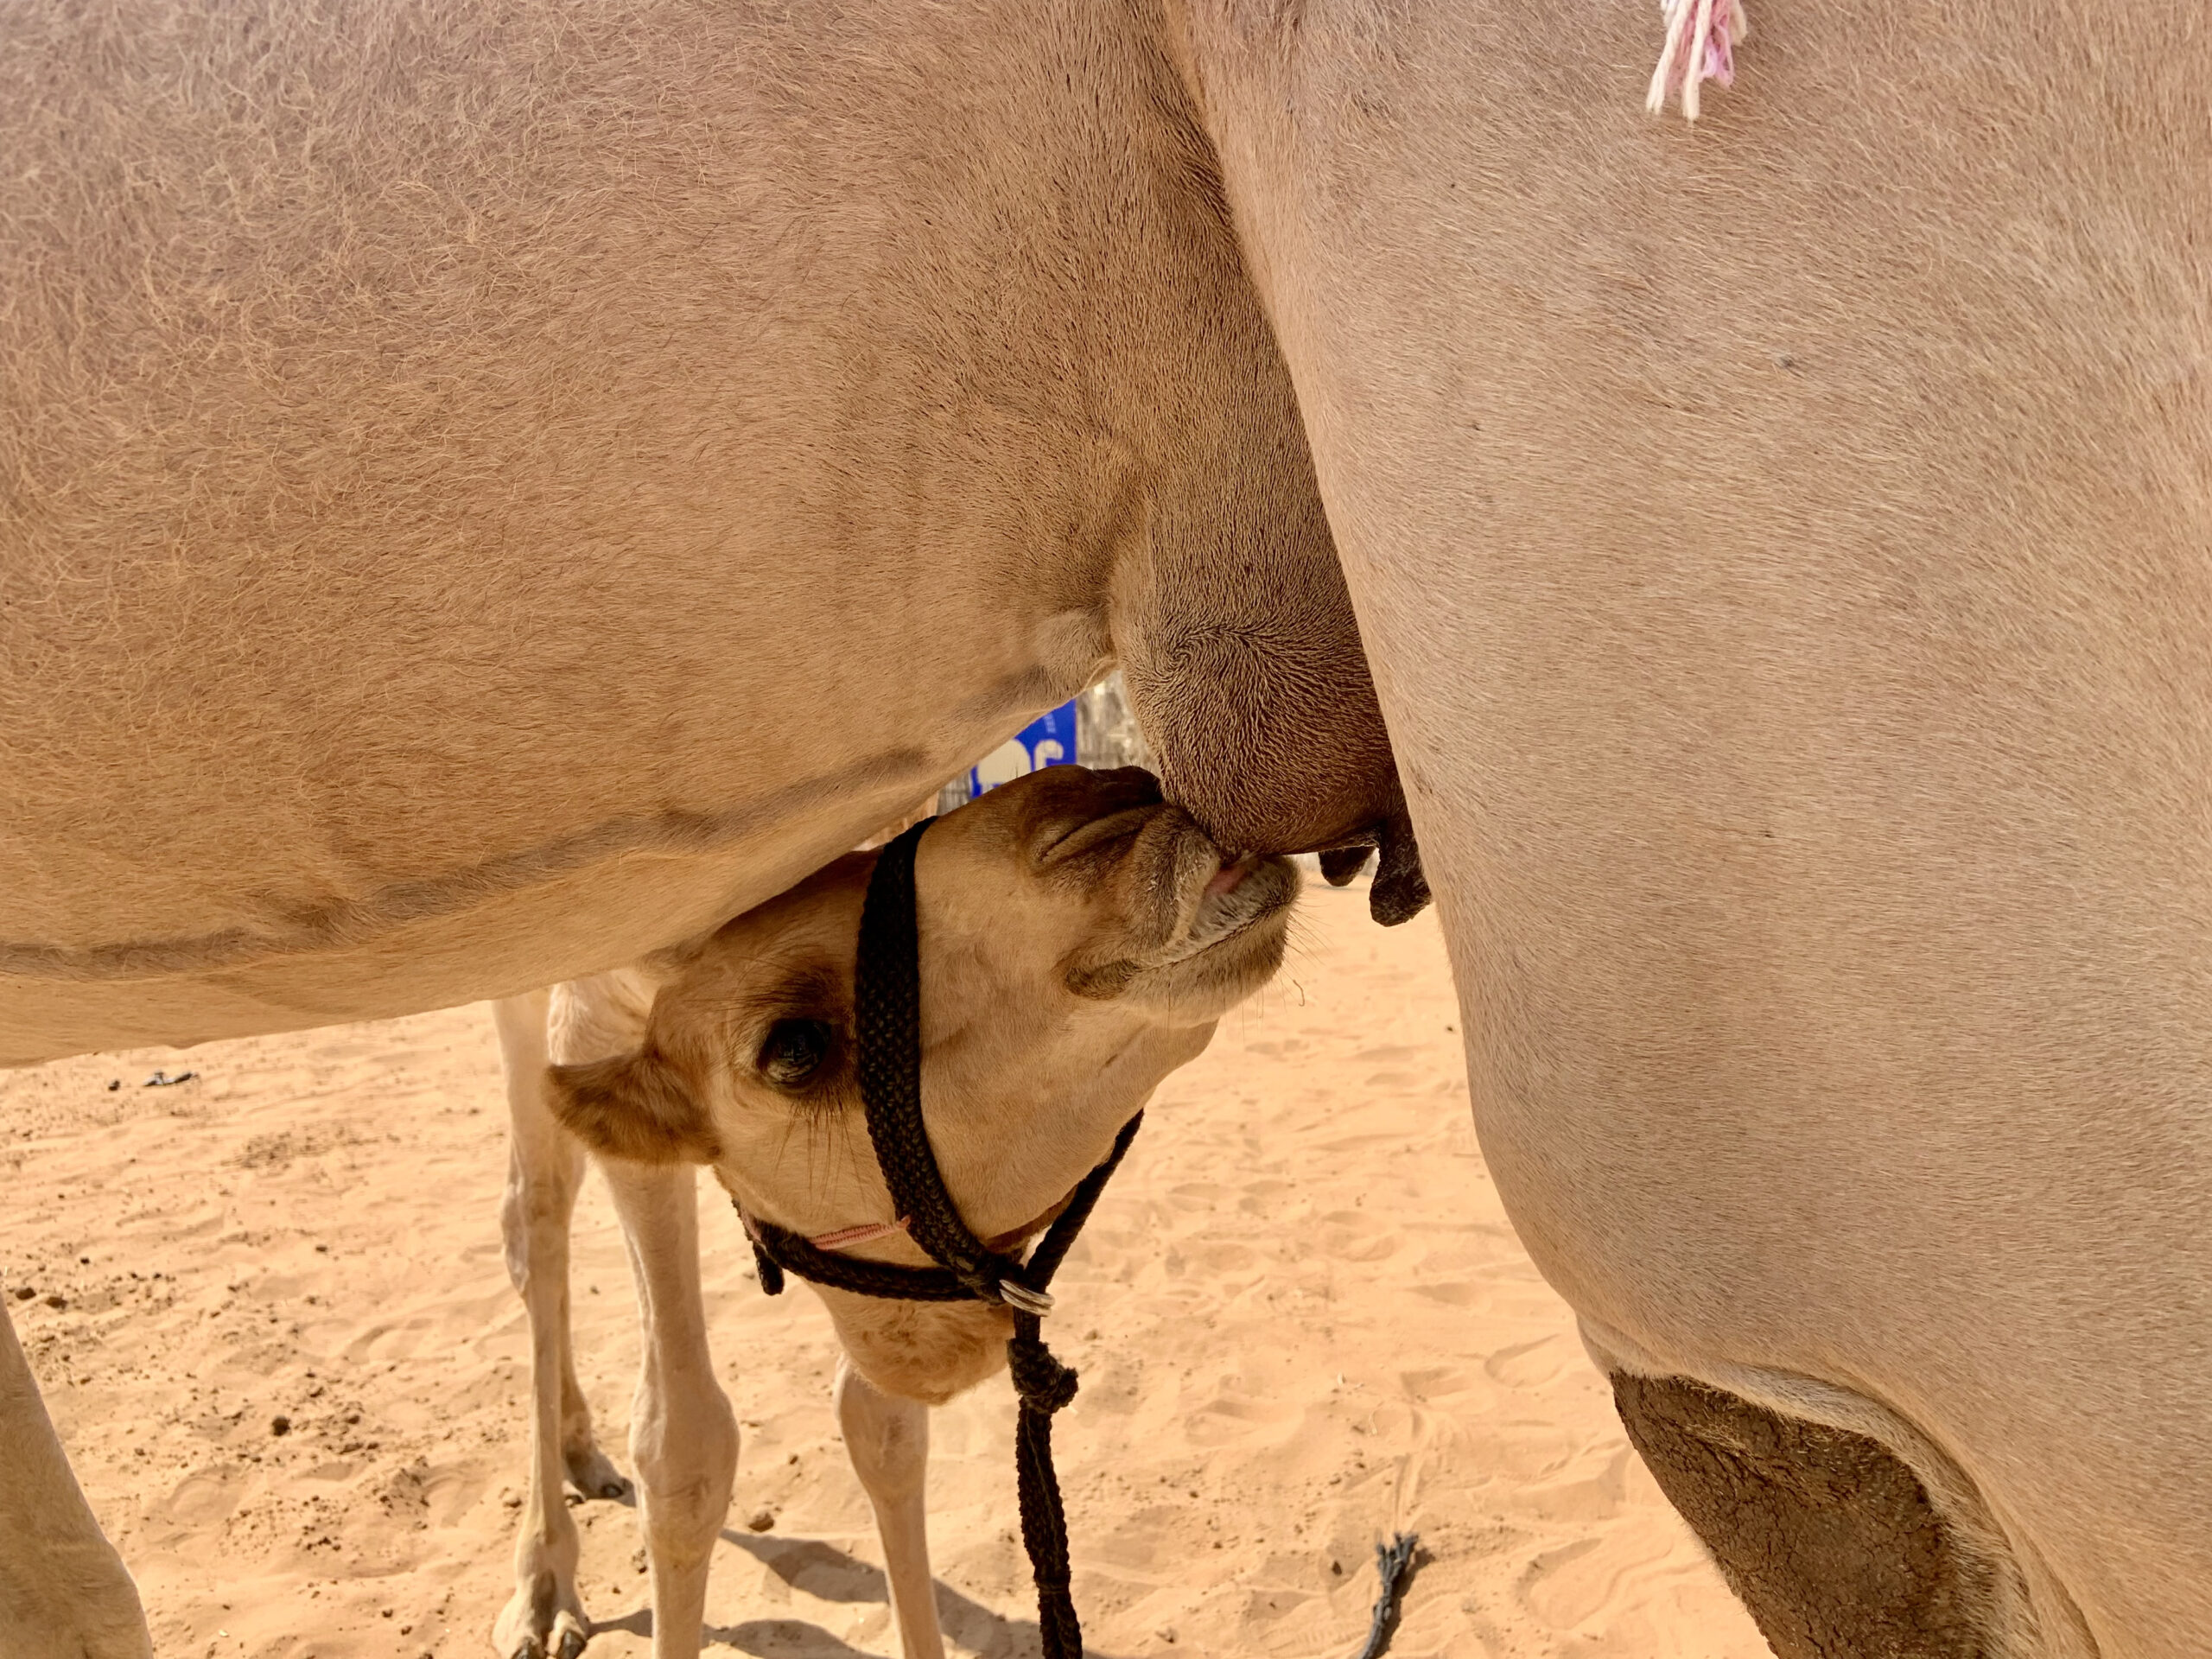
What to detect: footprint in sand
<box><xmin>1522</xmin><ymin>1513</ymin><xmax>1685</xmax><ymax>1632</ymax></box>
<box><xmin>1189</xmin><ymin>1387</ymin><xmax>1305</xmax><ymax>1449</ymax></box>
<box><xmin>1521</xmin><ymin>1444</ymin><xmax>1636</xmax><ymax>1525</ymax></box>
<box><xmin>1315</xmin><ymin>1209</ymin><xmax>1402</xmax><ymax>1262</ymax></box>
<box><xmin>163</xmin><ymin>1466</ymin><xmax>245</xmax><ymax>1528</ymax></box>
<box><xmin>1397</xmin><ymin>1365</ymin><xmax>1478</xmax><ymax>1403</ymax></box>
<box><xmin>1485</xmin><ymin>1334</ymin><xmax>1567</xmax><ymax>1389</ymax></box>
<box><xmin>1182</xmin><ymin>1241</ymin><xmax>1260</xmax><ymax>1274</ymax></box>
<box><xmin>1521</xmin><ymin>1535</ymin><xmax>1610</xmax><ymax>1627</ymax></box>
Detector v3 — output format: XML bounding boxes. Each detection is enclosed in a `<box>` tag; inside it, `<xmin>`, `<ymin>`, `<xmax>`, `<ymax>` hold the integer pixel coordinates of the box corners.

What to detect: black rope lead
<box><xmin>995</xmin><ymin>1113</ymin><xmax>1141</xmax><ymax>1658</ymax></box>
<box><xmin>1353</xmin><ymin>1532</ymin><xmax>1422</xmax><ymax>1659</ymax></box>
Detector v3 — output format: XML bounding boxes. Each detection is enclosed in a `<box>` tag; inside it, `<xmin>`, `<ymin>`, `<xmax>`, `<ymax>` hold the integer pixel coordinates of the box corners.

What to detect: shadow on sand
<box><xmin>588</xmin><ymin>1528</ymin><xmax>1139</xmax><ymax>1659</ymax></box>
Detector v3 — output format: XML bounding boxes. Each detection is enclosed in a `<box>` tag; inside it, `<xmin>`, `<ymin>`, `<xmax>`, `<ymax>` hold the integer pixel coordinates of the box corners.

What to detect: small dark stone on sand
<box><xmin>270</xmin><ymin>1415</ymin><xmax>291</xmax><ymax>1436</ymax></box>
<box><xmin>746</xmin><ymin>1510</ymin><xmax>776</xmax><ymax>1533</ymax></box>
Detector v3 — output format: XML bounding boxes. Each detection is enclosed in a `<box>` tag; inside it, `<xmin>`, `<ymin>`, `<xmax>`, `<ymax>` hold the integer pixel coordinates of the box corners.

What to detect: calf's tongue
<box><xmin>1204</xmin><ymin>857</ymin><xmax>1254</xmax><ymax>899</ymax></box>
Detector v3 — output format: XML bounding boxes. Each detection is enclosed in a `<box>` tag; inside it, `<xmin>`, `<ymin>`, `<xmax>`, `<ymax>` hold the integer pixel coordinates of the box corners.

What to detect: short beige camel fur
<box><xmin>18</xmin><ymin>0</ymin><xmax>2205</xmax><ymax>1649</ymax></box>
<box><xmin>490</xmin><ymin>766</ymin><xmax>1295</xmax><ymax>1659</ymax></box>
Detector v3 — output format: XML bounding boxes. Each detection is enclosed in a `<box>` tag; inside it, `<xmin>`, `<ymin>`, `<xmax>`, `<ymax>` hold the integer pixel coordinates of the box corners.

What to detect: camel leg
<box><xmin>492</xmin><ymin>988</ymin><xmax>618</xmax><ymax>1659</ymax></box>
<box><xmin>0</xmin><ymin>1291</ymin><xmax>152</xmax><ymax>1658</ymax></box>
<box><xmin>599</xmin><ymin>1156</ymin><xmax>737</xmax><ymax>1659</ymax></box>
<box><xmin>834</xmin><ymin>1355</ymin><xmax>946</xmax><ymax>1659</ymax></box>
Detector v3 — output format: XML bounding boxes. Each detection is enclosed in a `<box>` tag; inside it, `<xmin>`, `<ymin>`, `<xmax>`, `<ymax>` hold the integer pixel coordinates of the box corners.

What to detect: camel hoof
<box><xmin>493</xmin><ymin>1578</ymin><xmax>589</xmax><ymax>1659</ymax></box>
<box><xmin>563</xmin><ymin>1442</ymin><xmax>631</xmax><ymax>1502</ymax></box>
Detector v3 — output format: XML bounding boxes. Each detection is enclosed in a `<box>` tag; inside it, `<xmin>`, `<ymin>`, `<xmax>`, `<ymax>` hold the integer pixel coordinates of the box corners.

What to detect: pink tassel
<box><xmin>1647</xmin><ymin>0</ymin><xmax>1750</xmax><ymax>120</ymax></box>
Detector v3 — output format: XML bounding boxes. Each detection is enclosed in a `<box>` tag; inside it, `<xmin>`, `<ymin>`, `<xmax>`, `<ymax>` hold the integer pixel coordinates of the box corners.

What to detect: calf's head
<box><xmin>548</xmin><ymin>766</ymin><xmax>1294</xmax><ymax>1261</ymax></box>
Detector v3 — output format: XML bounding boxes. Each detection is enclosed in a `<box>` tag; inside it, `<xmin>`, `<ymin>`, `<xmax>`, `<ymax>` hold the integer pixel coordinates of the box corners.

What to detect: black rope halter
<box><xmin>738</xmin><ymin>817</ymin><xmax>1140</xmax><ymax>1659</ymax></box>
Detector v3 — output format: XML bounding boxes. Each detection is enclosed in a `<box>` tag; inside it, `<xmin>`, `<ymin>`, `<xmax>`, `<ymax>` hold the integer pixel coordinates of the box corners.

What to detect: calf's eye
<box><xmin>756</xmin><ymin>1019</ymin><xmax>834</xmax><ymax>1088</ymax></box>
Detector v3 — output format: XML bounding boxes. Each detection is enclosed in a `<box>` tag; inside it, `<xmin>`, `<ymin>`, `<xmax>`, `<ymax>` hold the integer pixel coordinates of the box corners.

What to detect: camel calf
<box><xmin>492</xmin><ymin>766</ymin><xmax>1297</xmax><ymax>1658</ymax></box>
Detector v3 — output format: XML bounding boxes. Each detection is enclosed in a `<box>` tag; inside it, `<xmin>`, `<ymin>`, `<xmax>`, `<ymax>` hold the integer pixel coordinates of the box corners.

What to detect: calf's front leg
<box><xmin>599</xmin><ymin>1155</ymin><xmax>738</xmax><ymax>1659</ymax></box>
<box><xmin>835</xmin><ymin>1354</ymin><xmax>947</xmax><ymax>1659</ymax></box>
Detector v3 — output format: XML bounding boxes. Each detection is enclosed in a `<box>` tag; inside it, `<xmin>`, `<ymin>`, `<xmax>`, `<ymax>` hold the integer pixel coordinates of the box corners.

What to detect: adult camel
<box><xmin>4</xmin><ymin>2</ymin><xmax>2205</xmax><ymax>1656</ymax></box>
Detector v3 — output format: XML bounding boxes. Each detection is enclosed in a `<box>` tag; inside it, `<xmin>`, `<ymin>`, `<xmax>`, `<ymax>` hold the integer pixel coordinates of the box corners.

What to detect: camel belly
<box><xmin>0</xmin><ymin>774</ymin><xmax>919</xmax><ymax>1065</ymax></box>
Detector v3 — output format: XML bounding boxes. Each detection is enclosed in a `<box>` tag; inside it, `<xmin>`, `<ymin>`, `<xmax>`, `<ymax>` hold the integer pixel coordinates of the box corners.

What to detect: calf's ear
<box><xmin>548</xmin><ymin>1048</ymin><xmax>718</xmax><ymax>1164</ymax></box>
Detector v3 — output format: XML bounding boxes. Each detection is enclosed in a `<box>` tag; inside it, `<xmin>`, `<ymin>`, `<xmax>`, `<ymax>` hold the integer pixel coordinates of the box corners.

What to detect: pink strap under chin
<box><xmin>807</xmin><ymin>1217</ymin><xmax>912</xmax><ymax>1251</ymax></box>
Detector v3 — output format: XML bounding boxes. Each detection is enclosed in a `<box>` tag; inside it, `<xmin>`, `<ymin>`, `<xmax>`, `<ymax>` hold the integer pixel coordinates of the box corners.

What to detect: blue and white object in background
<box><xmin>969</xmin><ymin>701</ymin><xmax>1077</xmax><ymax>796</ymax></box>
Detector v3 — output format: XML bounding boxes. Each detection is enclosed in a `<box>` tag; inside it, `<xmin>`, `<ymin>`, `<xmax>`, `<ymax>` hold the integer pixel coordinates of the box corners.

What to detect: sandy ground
<box><xmin>1</xmin><ymin>880</ymin><xmax>1767</xmax><ymax>1659</ymax></box>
